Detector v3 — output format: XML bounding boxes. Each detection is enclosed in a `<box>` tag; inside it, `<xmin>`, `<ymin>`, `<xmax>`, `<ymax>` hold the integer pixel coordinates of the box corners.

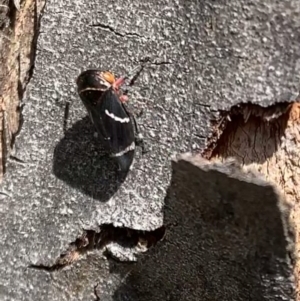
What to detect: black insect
<box><xmin>76</xmin><ymin>68</ymin><xmax>143</xmax><ymax>172</ymax></box>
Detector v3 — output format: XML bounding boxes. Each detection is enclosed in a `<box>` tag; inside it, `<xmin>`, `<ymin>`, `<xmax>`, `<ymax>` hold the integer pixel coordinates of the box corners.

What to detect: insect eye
<box><xmin>102</xmin><ymin>71</ymin><xmax>115</xmax><ymax>84</ymax></box>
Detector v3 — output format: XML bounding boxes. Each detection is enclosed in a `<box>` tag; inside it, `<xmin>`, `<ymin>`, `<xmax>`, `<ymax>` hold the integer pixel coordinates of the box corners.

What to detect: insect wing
<box><xmin>78</xmin><ymin>89</ymin><xmax>111</xmax><ymax>147</ymax></box>
<box><xmin>99</xmin><ymin>88</ymin><xmax>135</xmax><ymax>155</ymax></box>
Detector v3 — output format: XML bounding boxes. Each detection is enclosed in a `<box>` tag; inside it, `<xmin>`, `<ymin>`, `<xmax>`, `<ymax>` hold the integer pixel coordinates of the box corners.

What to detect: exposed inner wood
<box><xmin>0</xmin><ymin>0</ymin><xmax>44</xmax><ymax>181</ymax></box>
<box><xmin>203</xmin><ymin>101</ymin><xmax>300</xmax><ymax>299</ymax></box>
<box><xmin>29</xmin><ymin>224</ymin><xmax>166</xmax><ymax>271</ymax></box>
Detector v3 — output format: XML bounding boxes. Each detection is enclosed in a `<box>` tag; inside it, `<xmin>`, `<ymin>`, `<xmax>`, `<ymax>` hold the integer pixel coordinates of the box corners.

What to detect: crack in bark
<box><xmin>137</xmin><ymin>56</ymin><xmax>173</xmax><ymax>66</ymax></box>
<box><xmin>149</xmin><ymin>61</ymin><xmax>173</xmax><ymax>66</ymax></box>
<box><xmin>91</xmin><ymin>23</ymin><xmax>146</xmax><ymax>39</ymax></box>
<box><xmin>29</xmin><ymin>224</ymin><xmax>166</xmax><ymax>272</ymax></box>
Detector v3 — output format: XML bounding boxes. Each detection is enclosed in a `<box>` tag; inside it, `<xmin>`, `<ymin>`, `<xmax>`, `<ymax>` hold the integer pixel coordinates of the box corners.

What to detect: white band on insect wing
<box><xmin>111</xmin><ymin>141</ymin><xmax>135</xmax><ymax>157</ymax></box>
<box><xmin>105</xmin><ymin>110</ymin><xmax>130</xmax><ymax>123</ymax></box>
<box><xmin>79</xmin><ymin>87</ymin><xmax>108</xmax><ymax>94</ymax></box>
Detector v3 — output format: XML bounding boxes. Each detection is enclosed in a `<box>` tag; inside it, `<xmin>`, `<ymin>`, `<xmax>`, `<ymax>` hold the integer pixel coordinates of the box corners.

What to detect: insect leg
<box><xmin>131</xmin><ymin>114</ymin><xmax>149</xmax><ymax>155</ymax></box>
<box><xmin>115</xmin><ymin>59</ymin><xmax>149</xmax><ymax>93</ymax></box>
<box><xmin>119</xmin><ymin>95</ymin><xmax>129</xmax><ymax>103</ymax></box>
<box><xmin>93</xmin><ymin>283</ymin><xmax>101</xmax><ymax>301</ymax></box>
<box><xmin>63</xmin><ymin>101</ymin><xmax>70</xmax><ymax>133</ymax></box>
<box><xmin>121</xmin><ymin>101</ymin><xmax>148</xmax><ymax>154</ymax></box>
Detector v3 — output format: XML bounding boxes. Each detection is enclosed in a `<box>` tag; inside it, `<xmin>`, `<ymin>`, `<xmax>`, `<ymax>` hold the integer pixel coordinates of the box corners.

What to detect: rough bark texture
<box><xmin>0</xmin><ymin>0</ymin><xmax>299</xmax><ymax>300</ymax></box>
<box><xmin>0</xmin><ymin>0</ymin><xmax>44</xmax><ymax>180</ymax></box>
<box><xmin>111</xmin><ymin>155</ymin><xmax>295</xmax><ymax>301</ymax></box>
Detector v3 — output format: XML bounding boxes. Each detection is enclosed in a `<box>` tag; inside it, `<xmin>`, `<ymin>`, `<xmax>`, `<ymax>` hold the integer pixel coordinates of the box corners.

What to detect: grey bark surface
<box><xmin>112</xmin><ymin>155</ymin><xmax>294</xmax><ymax>301</ymax></box>
<box><xmin>0</xmin><ymin>0</ymin><xmax>298</xmax><ymax>300</ymax></box>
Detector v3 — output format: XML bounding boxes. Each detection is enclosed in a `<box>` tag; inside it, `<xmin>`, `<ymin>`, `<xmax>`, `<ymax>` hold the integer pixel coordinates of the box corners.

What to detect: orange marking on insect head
<box><xmin>102</xmin><ymin>71</ymin><xmax>116</xmax><ymax>84</ymax></box>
